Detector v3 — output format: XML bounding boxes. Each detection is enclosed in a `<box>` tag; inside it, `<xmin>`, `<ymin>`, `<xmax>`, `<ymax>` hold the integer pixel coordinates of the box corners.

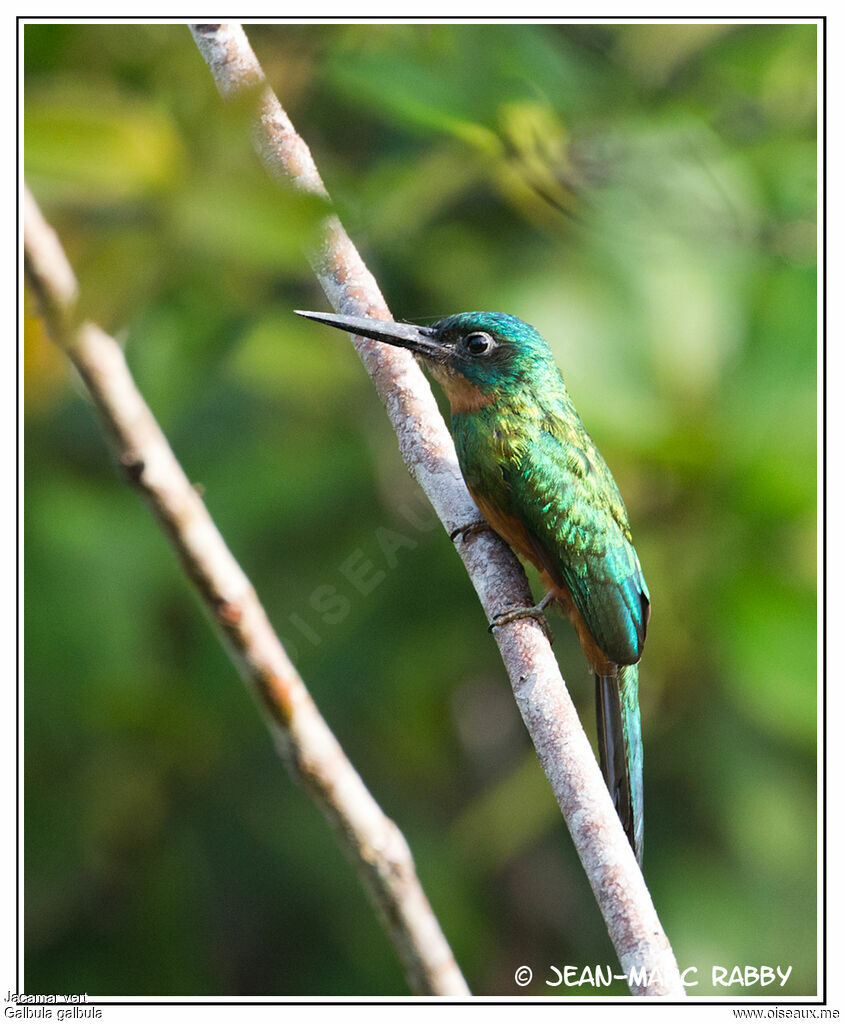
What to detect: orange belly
<box><xmin>472</xmin><ymin>490</ymin><xmax>616</xmax><ymax>676</ymax></box>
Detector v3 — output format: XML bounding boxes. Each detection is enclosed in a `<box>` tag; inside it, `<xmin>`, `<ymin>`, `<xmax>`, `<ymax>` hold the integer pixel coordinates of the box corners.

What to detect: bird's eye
<box><xmin>465</xmin><ymin>332</ymin><xmax>492</xmax><ymax>355</ymax></box>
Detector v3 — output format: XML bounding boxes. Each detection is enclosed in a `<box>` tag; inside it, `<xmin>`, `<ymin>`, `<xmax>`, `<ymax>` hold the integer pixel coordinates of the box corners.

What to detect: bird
<box><xmin>295</xmin><ymin>308</ymin><xmax>650</xmax><ymax>864</ymax></box>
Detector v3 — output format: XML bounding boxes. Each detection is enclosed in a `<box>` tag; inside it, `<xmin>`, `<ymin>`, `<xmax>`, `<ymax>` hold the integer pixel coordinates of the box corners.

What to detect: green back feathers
<box><xmin>297</xmin><ymin>305</ymin><xmax>648</xmax><ymax>862</ymax></box>
<box><xmin>443</xmin><ymin>313</ymin><xmax>649</xmax><ymax>667</ymax></box>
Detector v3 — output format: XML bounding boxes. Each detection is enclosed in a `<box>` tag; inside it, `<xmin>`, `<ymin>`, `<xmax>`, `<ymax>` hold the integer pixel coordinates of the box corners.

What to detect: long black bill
<box><xmin>295</xmin><ymin>310</ymin><xmax>446</xmax><ymax>361</ymax></box>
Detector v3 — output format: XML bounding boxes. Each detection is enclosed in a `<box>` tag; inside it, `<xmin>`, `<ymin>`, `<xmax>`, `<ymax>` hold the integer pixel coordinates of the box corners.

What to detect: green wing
<box><xmin>506</xmin><ymin>425</ymin><xmax>649</xmax><ymax>666</ymax></box>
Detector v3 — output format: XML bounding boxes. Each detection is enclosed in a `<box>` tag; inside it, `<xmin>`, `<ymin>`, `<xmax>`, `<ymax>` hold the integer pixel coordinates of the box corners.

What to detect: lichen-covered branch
<box><xmin>189</xmin><ymin>22</ymin><xmax>684</xmax><ymax>996</ymax></box>
<box><xmin>23</xmin><ymin>185</ymin><xmax>470</xmax><ymax>998</ymax></box>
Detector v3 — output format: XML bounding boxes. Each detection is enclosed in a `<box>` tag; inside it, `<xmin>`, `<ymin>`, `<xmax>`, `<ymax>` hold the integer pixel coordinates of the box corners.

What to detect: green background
<box><xmin>24</xmin><ymin>22</ymin><xmax>818</xmax><ymax>997</ymax></box>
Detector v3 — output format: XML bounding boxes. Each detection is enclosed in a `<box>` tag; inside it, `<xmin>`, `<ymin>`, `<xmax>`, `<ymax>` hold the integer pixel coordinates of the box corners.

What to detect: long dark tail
<box><xmin>595</xmin><ymin>664</ymin><xmax>643</xmax><ymax>864</ymax></box>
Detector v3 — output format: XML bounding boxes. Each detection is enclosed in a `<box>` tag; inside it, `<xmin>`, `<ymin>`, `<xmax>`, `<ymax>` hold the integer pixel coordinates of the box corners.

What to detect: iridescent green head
<box><xmin>295</xmin><ymin>309</ymin><xmax>562</xmax><ymax>412</ymax></box>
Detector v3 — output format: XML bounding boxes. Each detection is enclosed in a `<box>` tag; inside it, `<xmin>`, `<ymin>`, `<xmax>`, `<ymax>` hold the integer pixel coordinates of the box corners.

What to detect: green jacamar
<box><xmin>296</xmin><ymin>308</ymin><xmax>650</xmax><ymax>864</ymax></box>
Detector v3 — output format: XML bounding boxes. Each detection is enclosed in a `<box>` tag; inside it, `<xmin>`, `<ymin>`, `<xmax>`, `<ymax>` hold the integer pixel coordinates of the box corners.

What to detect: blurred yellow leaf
<box><xmin>23</xmin><ymin>295</ymin><xmax>68</xmax><ymax>415</ymax></box>
<box><xmin>25</xmin><ymin>81</ymin><xmax>184</xmax><ymax>202</ymax></box>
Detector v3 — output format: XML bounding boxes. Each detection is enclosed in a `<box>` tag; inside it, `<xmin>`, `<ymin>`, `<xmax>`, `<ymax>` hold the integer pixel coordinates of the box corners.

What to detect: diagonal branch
<box><xmin>189</xmin><ymin>22</ymin><xmax>685</xmax><ymax>997</ymax></box>
<box><xmin>23</xmin><ymin>185</ymin><xmax>470</xmax><ymax>998</ymax></box>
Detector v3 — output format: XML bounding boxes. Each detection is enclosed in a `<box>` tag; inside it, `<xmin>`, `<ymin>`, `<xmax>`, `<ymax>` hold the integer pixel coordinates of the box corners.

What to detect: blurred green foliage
<box><xmin>24</xmin><ymin>22</ymin><xmax>817</xmax><ymax>997</ymax></box>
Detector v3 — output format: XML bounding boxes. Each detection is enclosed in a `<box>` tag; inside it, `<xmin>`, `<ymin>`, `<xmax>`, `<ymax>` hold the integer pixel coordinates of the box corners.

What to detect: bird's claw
<box><xmin>488</xmin><ymin>596</ymin><xmax>555</xmax><ymax>645</ymax></box>
<box><xmin>450</xmin><ymin>518</ymin><xmax>491</xmax><ymax>542</ymax></box>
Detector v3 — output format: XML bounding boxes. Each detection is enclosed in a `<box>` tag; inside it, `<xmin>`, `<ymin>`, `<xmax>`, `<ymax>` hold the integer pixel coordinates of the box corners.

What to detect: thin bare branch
<box><xmin>189</xmin><ymin>22</ymin><xmax>685</xmax><ymax>996</ymax></box>
<box><xmin>23</xmin><ymin>185</ymin><xmax>470</xmax><ymax>998</ymax></box>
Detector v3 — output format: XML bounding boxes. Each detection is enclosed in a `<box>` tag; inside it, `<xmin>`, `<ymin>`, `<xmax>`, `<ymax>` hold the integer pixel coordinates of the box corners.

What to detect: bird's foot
<box><xmin>489</xmin><ymin>591</ymin><xmax>555</xmax><ymax>644</ymax></box>
<box><xmin>450</xmin><ymin>518</ymin><xmax>491</xmax><ymax>542</ymax></box>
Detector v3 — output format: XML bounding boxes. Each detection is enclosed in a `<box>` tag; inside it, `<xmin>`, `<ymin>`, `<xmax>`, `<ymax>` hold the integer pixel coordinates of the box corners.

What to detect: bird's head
<box><xmin>296</xmin><ymin>309</ymin><xmax>561</xmax><ymax>413</ymax></box>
